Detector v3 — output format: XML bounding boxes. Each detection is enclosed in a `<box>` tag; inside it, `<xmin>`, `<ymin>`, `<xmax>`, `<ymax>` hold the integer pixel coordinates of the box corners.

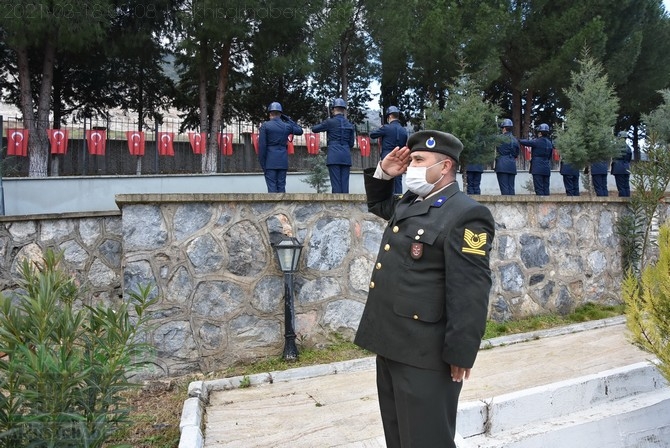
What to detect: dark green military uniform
<box><xmin>354</xmin><ymin>131</ymin><xmax>495</xmax><ymax>448</ymax></box>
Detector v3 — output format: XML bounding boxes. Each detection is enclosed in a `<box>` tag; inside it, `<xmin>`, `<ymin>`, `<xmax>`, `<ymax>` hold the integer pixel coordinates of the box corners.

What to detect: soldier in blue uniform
<box><xmin>611</xmin><ymin>131</ymin><xmax>632</xmax><ymax>197</ymax></box>
<box><xmin>559</xmin><ymin>161</ymin><xmax>581</xmax><ymax>196</ymax></box>
<box><xmin>370</xmin><ymin>105</ymin><xmax>408</xmax><ymax>194</ymax></box>
<box><xmin>465</xmin><ymin>162</ymin><xmax>484</xmax><ymax>195</ymax></box>
<box><xmin>311</xmin><ymin>98</ymin><xmax>356</xmax><ymax>193</ymax></box>
<box><xmin>494</xmin><ymin>118</ymin><xmax>520</xmax><ymax>195</ymax></box>
<box><xmin>258</xmin><ymin>102</ymin><xmax>303</xmax><ymax>192</ymax></box>
<box><xmin>355</xmin><ymin>130</ymin><xmax>495</xmax><ymax>448</ymax></box>
<box><xmin>519</xmin><ymin>123</ymin><xmax>554</xmax><ymax>195</ymax></box>
<box><xmin>590</xmin><ymin>159</ymin><xmax>609</xmax><ymax>196</ymax></box>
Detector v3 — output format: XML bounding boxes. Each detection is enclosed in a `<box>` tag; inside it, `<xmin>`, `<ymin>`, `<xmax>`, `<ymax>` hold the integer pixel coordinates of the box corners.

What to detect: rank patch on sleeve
<box><xmin>462</xmin><ymin>229</ymin><xmax>487</xmax><ymax>256</ymax></box>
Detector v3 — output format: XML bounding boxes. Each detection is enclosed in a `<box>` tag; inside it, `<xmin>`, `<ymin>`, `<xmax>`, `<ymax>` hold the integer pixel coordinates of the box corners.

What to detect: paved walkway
<box><xmin>201</xmin><ymin>318</ymin><xmax>652</xmax><ymax>447</ymax></box>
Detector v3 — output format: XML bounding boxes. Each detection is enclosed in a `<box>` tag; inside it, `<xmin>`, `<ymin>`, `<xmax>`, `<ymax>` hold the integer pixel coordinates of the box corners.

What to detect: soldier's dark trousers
<box><xmin>328</xmin><ymin>164</ymin><xmax>350</xmax><ymax>193</ymax></box>
<box><xmin>376</xmin><ymin>355</ymin><xmax>462</xmax><ymax>448</ymax></box>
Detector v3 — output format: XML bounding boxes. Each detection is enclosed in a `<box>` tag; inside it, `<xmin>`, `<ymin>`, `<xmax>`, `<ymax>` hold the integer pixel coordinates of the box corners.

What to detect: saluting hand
<box><xmin>380</xmin><ymin>146</ymin><xmax>411</xmax><ymax>177</ymax></box>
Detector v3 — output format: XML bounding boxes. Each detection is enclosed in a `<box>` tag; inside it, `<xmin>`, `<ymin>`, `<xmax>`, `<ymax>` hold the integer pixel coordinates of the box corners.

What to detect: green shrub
<box><xmin>0</xmin><ymin>249</ymin><xmax>156</xmax><ymax>448</ymax></box>
<box><xmin>623</xmin><ymin>224</ymin><xmax>670</xmax><ymax>384</ymax></box>
<box><xmin>301</xmin><ymin>153</ymin><xmax>330</xmax><ymax>193</ymax></box>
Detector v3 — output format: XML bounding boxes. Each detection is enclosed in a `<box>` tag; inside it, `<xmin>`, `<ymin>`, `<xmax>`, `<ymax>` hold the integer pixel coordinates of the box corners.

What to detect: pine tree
<box><xmin>554</xmin><ymin>48</ymin><xmax>621</xmax><ymax>169</ymax></box>
<box><xmin>301</xmin><ymin>153</ymin><xmax>330</xmax><ymax>193</ymax></box>
<box><xmin>424</xmin><ymin>69</ymin><xmax>501</xmax><ymax>167</ymax></box>
<box><xmin>643</xmin><ymin>89</ymin><xmax>670</xmax><ymax>144</ymax></box>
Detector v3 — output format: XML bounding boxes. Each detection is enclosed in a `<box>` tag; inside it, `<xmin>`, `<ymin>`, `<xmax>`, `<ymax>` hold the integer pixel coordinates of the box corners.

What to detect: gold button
<box><xmin>413</xmin><ymin>314</ymin><xmax>419</xmax><ymax>320</ymax></box>
<box><xmin>376</xmin><ymin>263</ymin><xmax>382</xmax><ymax>269</ymax></box>
<box><xmin>392</xmin><ymin>226</ymin><xmax>399</xmax><ymax>233</ymax></box>
<box><xmin>384</xmin><ymin>244</ymin><xmax>390</xmax><ymax>251</ymax></box>
<box><xmin>418</xmin><ymin>229</ymin><xmax>425</xmax><ymax>235</ymax></box>
<box><xmin>369</xmin><ymin>281</ymin><xmax>375</xmax><ymax>289</ymax></box>
<box><xmin>415</xmin><ymin>235</ymin><xmax>420</xmax><ymax>240</ymax></box>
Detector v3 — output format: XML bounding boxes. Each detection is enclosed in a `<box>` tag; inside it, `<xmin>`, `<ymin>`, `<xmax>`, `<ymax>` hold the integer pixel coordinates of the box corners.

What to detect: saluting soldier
<box><xmin>519</xmin><ymin>123</ymin><xmax>554</xmax><ymax>195</ymax></box>
<box><xmin>611</xmin><ymin>131</ymin><xmax>632</xmax><ymax>197</ymax></box>
<box><xmin>311</xmin><ymin>98</ymin><xmax>356</xmax><ymax>193</ymax></box>
<box><xmin>354</xmin><ymin>130</ymin><xmax>495</xmax><ymax>448</ymax></box>
<box><xmin>370</xmin><ymin>105</ymin><xmax>408</xmax><ymax>194</ymax></box>
<box><xmin>258</xmin><ymin>102</ymin><xmax>303</xmax><ymax>193</ymax></box>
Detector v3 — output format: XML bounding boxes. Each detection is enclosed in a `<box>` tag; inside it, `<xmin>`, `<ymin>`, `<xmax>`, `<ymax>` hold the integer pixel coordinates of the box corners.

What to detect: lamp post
<box><xmin>272</xmin><ymin>236</ymin><xmax>303</xmax><ymax>361</ymax></box>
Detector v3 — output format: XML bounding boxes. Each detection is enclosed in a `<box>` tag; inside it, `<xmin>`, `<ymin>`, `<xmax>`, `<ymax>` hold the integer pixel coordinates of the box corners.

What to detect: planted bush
<box><xmin>0</xmin><ymin>249</ymin><xmax>156</xmax><ymax>448</ymax></box>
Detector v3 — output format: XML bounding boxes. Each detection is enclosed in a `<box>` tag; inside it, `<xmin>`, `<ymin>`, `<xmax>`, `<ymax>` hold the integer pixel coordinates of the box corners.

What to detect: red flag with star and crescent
<box><xmin>47</xmin><ymin>129</ymin><xmax>69</xmax><ymax>155</ymax></box>
<box><xmin>189</xmin><ymin>132</ymin><xmax>206</xmax><ymax>155</ymax></box>
<box><xmin>218</xmin><ymin>132</ymin><xmax>233</xmax><ymax>155</ymax></box>
<box><xmin>7</xmin><ymin>128</ymin><xmax>29</xmax><ymax>156</ymax></box>
<box><xmin>357</xmin><ymin>135</ymin><xmax>371</xmax><ymax>157</ymax></box>
<box><xmin>126</xmin><ymin>131</ymin><xmax>146</xmax><ymax>156</ymax></box>
<box><xmin>304</xmin><ymin>133</ymin><xmax>320</xmax><ymax>155</ymax></box>
<box><xmin>86</xmin><ymin>129</ymin><xmax>107</xmax><ymax>155</ymax></box>
<box><xmin>157</xmin><ymin>132</ymin><xmax>175</xmax><ymax>156</ymax></box>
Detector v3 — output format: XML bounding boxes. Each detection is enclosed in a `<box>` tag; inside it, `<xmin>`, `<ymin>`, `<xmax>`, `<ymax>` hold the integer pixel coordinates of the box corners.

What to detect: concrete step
<box><xmin>457</xmin><ymin>362</ymin><xmax>670</xmax><ymax>448</ymax></box>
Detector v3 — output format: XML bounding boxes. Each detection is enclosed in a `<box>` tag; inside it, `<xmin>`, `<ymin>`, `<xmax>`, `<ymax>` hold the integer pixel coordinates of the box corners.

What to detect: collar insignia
<box><xmin>462</xmin><ymin>229</ymin><xmax>487</xmax><ymax>256</ymax></box>
<box><xmin>432</xmin><ymin>196</ymin><xmax>446</xmax><ymax>207</ymax></box>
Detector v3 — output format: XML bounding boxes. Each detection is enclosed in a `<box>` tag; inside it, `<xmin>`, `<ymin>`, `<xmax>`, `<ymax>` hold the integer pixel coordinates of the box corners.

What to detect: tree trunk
<box><xmin>512</xmin><ymin>87</ymin><xmax>522</xmax><ymax>138</ymax></box>
<box><xmin>207</xmin><ymin>41</ymin><xmax>231</xmax><ymax>174</ymax></box>
<box><xmin>198</xmin><ymin>39</ymin><xmax>210</xmax><ymax>173</ymax></box>
<box><xmin>17</xmin><ymin>40</ymin><xmax>55</xmax><ymax>178</ymax></box>
<box><xmin>523</xmin><ymin>90</ymin><xmax>533</xmax><ymax>138</ymax></box>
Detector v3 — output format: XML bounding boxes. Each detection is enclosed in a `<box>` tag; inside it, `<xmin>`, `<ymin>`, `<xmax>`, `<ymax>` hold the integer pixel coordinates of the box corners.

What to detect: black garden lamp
<box><xmin>272</xmin><ymin>236</ymin><xmax>303</xmax><ymax>361</ymax></box>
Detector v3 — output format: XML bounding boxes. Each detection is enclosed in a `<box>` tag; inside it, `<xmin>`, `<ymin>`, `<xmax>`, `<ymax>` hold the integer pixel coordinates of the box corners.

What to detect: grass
<box><xmin>107</xmin><ymin>302</ymin><xmax>625</xmax><ymax>448</ymax></box>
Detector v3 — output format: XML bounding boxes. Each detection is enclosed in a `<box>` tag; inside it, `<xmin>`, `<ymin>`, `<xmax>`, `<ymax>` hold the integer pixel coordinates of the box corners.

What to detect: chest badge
<box><xmin>411</xmin><ymin>242</ymin><xmax>423</xmax><ymax>259</ymax></box>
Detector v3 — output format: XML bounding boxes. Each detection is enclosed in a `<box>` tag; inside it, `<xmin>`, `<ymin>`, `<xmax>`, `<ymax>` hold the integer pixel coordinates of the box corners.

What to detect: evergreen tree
<box><xmin>643</xmin><ymin>89</ymin><xmax>670</xmax><ymax>144</ymax></box>
<box><xmin>424</xmin><ymin>70</ymin><xmax>501</xmax><ymax>169</ymax></box>
<box><xmin>554</xmin><ymin>49</ymin><xmax>620</xmax><ymax>169</ymax></box>
<box><xmin>0</xmin><ymin>0</ymin><xmax>113</xmax><ymax>177</ymax></box>
<box><xmin>301</xmin><ymin>153</ymin><xmax>330</xmax><ymax>193</ymax></box>
<box><xmin>308</xmin><ymin>0</ymin><xmax>376</xmax><ymax>125</ymax></box>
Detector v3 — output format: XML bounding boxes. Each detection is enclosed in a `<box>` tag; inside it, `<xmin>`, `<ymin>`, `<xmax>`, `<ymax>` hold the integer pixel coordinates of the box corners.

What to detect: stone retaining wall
<box><xmin>1</xmin><ymin>194</ymin><xmax>664</xmax><ymax>377</ymax></box>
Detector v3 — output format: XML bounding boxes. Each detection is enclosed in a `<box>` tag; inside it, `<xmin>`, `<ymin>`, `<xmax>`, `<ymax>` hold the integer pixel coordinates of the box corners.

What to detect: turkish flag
<box><xmin>287</xmin><ymin>135</ymin><xmax>295</xmax><ymax>155</ymax></box>
<box><xmin>47</xmin><ymin>129</ymin><xmax>69</xmax><ymax>154</ymax></box>
<box><xmin>126</xmin><ymin>131</ymin><xmax>145</xmax><ymax>156</ymax></box>
<box><xmin>552</xmin><ymin>147</ymin><xmax>560</xmax><ymax>161</ymax></box>
<box><xmin>86</xmin><ymin>129</ymin><xmax>107</xmax><ymax>155</ymax></box>
<box><xmin>7</xmin><ymin>128</ymin><xmax>29</xmax><ymax>156</ymax></box>
<box><xmin>304</xmin><ymin>133</ymin><xmax>320</xmax><ymax>154</ymax></box>
<box><xmin>157</xmin><ymin>132</ymin><xmax>175</xmax><ymax>156</ymax></box>
<box><xmin>189</xmin><ymin>132</ymin><xmax>206</xmax><ymax>154</ymax></box>
<box><xmin>357</xmin><ymin>135</ymin><xmax>371</xmax><ymax>157</ymax></box>
<box><xmin>218</xmin><ymin>132</ymin><xmax>233</xmax><ymax>155</ymax></box>
<box><xmin>523</xmin><ymin>145</ymin><xmax>531</xmax><ymax>161</ymax></box>
<box><xmin>252</xmin><ymin>133</ymin><xmax>259</xmax><ymax>154</ymax></box>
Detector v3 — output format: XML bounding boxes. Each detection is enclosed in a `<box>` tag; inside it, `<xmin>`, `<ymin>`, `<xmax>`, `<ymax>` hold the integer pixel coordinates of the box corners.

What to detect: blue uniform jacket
<box><xmin>519</xmin><ymin>136</ymin><xmax>553</xmax><ymax>175</ymax></box>
<box><xmin>494</xmin><ymin>133</ymin><xmax>520</xmax><ymax>174</ymax></box>
<box><xmin>465</xmin><ymin>163</ymin><xmax>484</xmax><ymax>172</ymax></box>
<box><xmin>611</xmin><ymin>144</ymin><xmax>632</xmax><ymax>175</ymax></box>
<box><xmin>312</xmin><ymin>115</ymin><xmax>355</xmax><ymax>166</ymax></box>
<box><xmin>258</xmin><ymin>117</ymin><xmax>303</xmax><ymax>170</ymax></box>
<box><xmin>369</xmin><ymin>120</ymin><xmax>408</xmax><ymax>159</ymax></box>
<box><xmin>590</xmin><ymin>161</ymin><xmax>609</xmax><ymax>175</ymax></box>
<box><xmin>560</xmin><ymin>161</ymin><xmax>580</xmax><ymax>176</ymax></box>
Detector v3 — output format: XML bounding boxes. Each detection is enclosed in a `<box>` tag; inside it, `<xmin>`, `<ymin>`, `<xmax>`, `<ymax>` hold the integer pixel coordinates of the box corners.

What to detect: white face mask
<box><xmin>405</xmin><ymin>160</ymin><xmax>445</xmax><ymax>197</ymax></box>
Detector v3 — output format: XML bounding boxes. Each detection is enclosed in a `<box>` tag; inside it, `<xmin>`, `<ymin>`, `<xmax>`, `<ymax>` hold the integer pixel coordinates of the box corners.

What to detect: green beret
<box><xmin>407</xmin><ymin>130</ymin><xmax>463</xmax><ymax>161</ymax></box>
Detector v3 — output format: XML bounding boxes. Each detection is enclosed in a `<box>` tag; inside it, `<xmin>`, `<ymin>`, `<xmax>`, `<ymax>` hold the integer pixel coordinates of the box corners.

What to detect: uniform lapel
<box><xmin>395</xmin><ymin>183</ymin><xmax>460</xmax><ymax>221</ymax></box>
